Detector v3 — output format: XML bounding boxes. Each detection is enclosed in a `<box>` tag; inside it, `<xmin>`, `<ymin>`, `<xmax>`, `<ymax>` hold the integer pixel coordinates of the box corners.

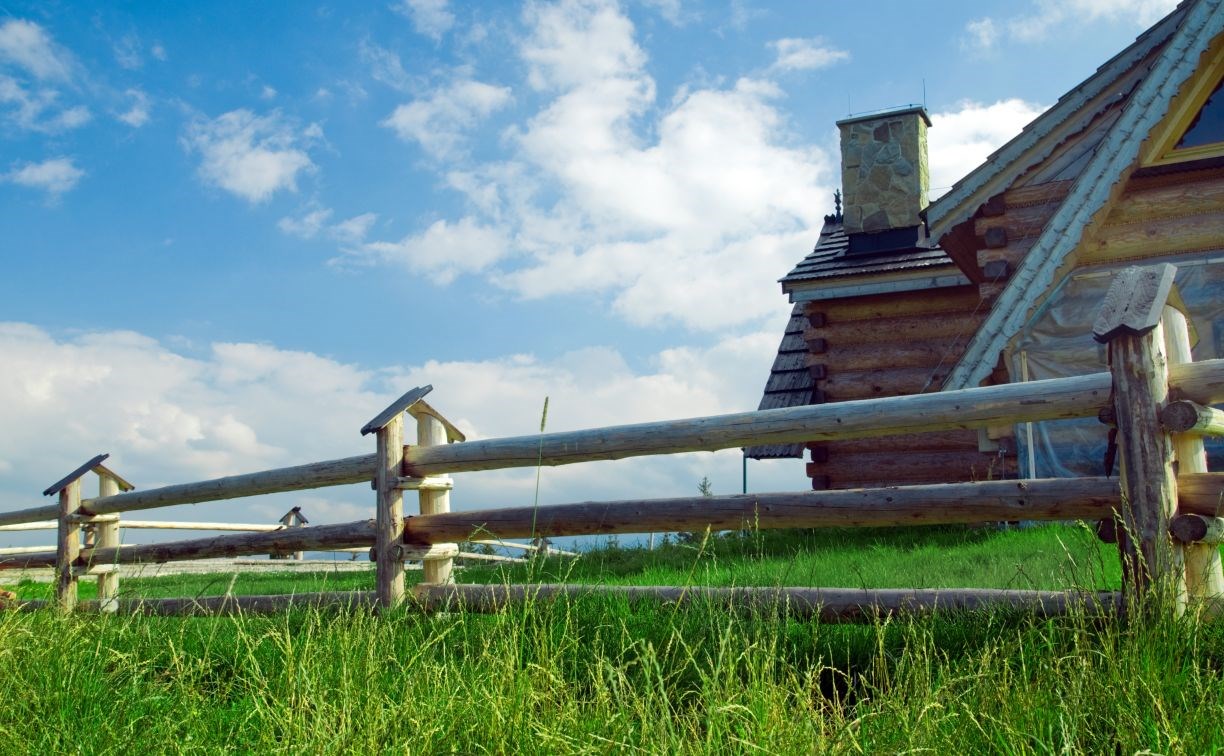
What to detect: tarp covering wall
<box><xmin>1009</xmin><ymin>256</ymin><xmax>1224</xmax><ymax>479</ymax></box>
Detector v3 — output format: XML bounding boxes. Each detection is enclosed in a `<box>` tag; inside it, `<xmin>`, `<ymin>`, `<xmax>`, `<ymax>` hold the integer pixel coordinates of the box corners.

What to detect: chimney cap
<box><xmin>836</xmin><ymin>105</ymin><xmax>931</xmax><ymax>129</ymax></box>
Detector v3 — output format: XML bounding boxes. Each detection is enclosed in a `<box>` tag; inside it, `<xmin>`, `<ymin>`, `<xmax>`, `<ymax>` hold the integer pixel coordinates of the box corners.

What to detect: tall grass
<box><xmin>2</xmin><ymin>526</ymin><xmax>1221</xmax><ymax>752</ymax></box>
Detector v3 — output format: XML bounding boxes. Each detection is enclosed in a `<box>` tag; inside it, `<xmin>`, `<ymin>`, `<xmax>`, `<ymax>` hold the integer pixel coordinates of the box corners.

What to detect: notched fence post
<box><xmin>1092</xmin><ymin>264</ymin><xmax>1185</xmax><ymax>616</ymax></box>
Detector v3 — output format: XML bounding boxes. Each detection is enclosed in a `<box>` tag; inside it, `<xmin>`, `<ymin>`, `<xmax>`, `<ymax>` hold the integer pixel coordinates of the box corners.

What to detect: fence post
<box><xmin>1162</xmin><ymin>305</ymin><xmax>1224</xmax><ymax>614</ymax></box>
<box><xmin>56</xmin><ymin>478</ymin><xmax>82</xmax><ymax>612</ymax></box>
<box><xmin>96</xmin><ymin>473</ymin><xmax>121</xmax><ymax>612</ymax></box>
<box><xmin>362</xmin><ymin>386</ymin><xmax>434</xmax><ymax>609</ymax></box>
<box><xmin>1093</xmin><ymin>264</ymin><xmax>1184</xmax><ymax>615</ymax></box>
<box><xmin>416</xmin><ymin>412</ymin><xmax>455</xmax><ymax>586</ymax></box>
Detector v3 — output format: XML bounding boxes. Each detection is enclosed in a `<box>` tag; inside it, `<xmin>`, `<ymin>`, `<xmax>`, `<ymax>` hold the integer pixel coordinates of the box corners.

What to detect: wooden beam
<box><xmin>402</xmin><ymin>477</ymin><xmax>1124</xmax><ymax>544</ymax></box>
<box><xmin>399</xmin><ymin>360</ymin><xmax>1224</xmax><ymax>478</ymax></box>
<box><xmin>16</xmin><ymin>591</ymin><xmax>381</xmax><ymax>616</ymax></box>
<box><xmin>802</xmin><ymin>286</ymin><xmax>981</xmax><ymax>323</ymax></box>
<box><xmin>76</xmin><ymin>454</ymin><xmax>377</xmax><ymax>518</ymax></box>
<box><xmin>820</xmin><ymin>366</ymin><xmax>946</xmax><ymax>401</ymax></box>
<box><xmin>416</xmin><ymin>413</ymin><xmax>455</xmax><ymax>585</ymax></box>
<box><xmin>1094</xmin><ymin>265</ymin><xmax>1183</xmax><ymax>612</ymax></box>
<box><xmin>95</xmin><ymin>472</ymin><xmax>120</xmax><ymax>612</ymax></box>
<box><xmin>118</xmin><ymin>521</ymin><xmax>286</xmax><ymax>531</ymax></box>
<box><xmin>806</xmin><ymin>449</ymin><xmax>1003</xmax><ymax>486</ymax></box>
<box><xmin>375</xmin><ymin>412</ymin><xmax>406</xmax><ymax>608</ymax></box>
<box><xmin>411</xmin><ymin>584</ymin><xmax>1123</xmax><ymax>622</ymax></box>
<box><xmin>55</xmin><ymin>478</ymin><xmax>81</xmax><ymax>612</ymax></box>
<box><xmin>1163</xmin><ymin>307</ymin><xmax>1224</xmax><ymax>613</ymax></box>
<box><xmin>1161</xmin><ymin>400</ymin><xmax>1224</xmax><ymax>436</ymax></box>
<box><xmin>1170</xmin><ymin>514</ymin><xmax>1224</xmax><ymax>546</ymax></box>
<box><xmin>805</xmin><ymin>339</ymin><xmax>968</xmax><ymax>372</ymax></box>
<box><xmin>804</xmin><ymin>311</ymin><xmax>986</xmax><ymax>345</ymax></box>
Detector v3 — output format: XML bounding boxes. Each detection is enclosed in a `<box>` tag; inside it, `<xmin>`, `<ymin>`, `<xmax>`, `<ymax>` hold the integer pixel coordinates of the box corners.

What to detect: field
<box><xmin>2</xmin><ymin>525</ymin><xmax>1224</xmax><ymax>753</ymax></box>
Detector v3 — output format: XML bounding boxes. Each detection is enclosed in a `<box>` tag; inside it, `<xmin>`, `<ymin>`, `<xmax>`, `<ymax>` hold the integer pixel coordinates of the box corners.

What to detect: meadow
<box><xmin>2</xmin><ymin>525</ymin><xmax>1223</xmax><ymax>753</ymax></box>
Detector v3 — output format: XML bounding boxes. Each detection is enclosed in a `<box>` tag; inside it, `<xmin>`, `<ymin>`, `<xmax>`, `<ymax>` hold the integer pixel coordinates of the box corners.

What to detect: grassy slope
<box><xmin>2</xmin><ymin>526</ymin><xmax>1222</xmax><ymax>753</ymax></box>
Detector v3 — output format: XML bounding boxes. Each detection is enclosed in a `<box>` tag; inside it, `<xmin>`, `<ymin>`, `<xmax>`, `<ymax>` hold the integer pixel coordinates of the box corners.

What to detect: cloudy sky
<box><xmin>0</xmin><ymin>0</ymin><xmax>1181</xmax><ymax>543</ymax></box>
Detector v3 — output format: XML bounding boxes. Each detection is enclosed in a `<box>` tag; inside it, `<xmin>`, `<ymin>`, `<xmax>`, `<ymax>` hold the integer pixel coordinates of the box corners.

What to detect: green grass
<box><xmin>2</xmin><ymin>525</ymin><xmax>1222</xmax><ymax>753</ymax></box>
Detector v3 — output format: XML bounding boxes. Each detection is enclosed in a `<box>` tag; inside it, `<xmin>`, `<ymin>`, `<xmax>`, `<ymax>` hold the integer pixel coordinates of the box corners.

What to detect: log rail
<box><xmin>2</xmin><ymin>262</ymin><xmax>1221</xmax><ymax>618</ymax></box>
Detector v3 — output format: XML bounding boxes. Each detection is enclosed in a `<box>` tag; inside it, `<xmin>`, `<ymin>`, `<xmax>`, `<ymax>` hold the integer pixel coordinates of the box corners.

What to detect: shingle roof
<box><xmin>779</xmin><ymin>222</ymin><xmax>954</xmax><ymax>289</ymax></box>
<box><xmin>745</xmin><ymin>303</ymin><xmax>813</xmax><ymax>459</ymax></box>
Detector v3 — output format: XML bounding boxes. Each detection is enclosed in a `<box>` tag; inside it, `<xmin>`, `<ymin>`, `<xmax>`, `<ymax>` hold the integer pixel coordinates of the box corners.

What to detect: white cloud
<box><xmin>0</xmin><ymin>322</ymin><xmax>807</xmax><ymax>533</ymax></box>
<box><xmin>965</xmin><ymin>0</ymin><xmax>1178</xmax><ymax>49</ymax></box>
<box><xmin>383</xmin><ymin>79</ymin><xmax>512</xmax><ymax>158</ymax></box>
<box><xmin>3</xmin><ymin>156</ymin><xmax>84</xmax><ymax>196</ymax></box>
<box><xmin>183</xmin><ymin>109</ymin><xmax>318</xmax><ymax>203</ymax></box>
<box><xmin>359</xmin><ymin>41</ymin><xmax>414</xmax><ymax>92</ymax></box>
<box><xmin>0</xmin><ymin>19</ymin><xmax>74</xmax><ymax>81</ymax></box>
<box><xmin>0</xmin><ymin>73</ymin><xmax>91</xmax><ymax>132</ymax></box>
<box><xmin>151</xmin><ymin>43</ymin><xmax>167</xmax><ymax>61</ymax></box>
<box><xmin>767</xmin><ymin>38</ymin><xmax>849</xmax><ymax>72</ymax></box>
<box><xmin>279</xmin><ymin>207</ymin><xmax>378</xmax><ymax>244</ymax></box>
<box><xmin>117</xmin><ymin>88</ymin><xmax>150</xmax><ymax>127</ymax></box>
<box><xmin>113</xmin><ymin>34</ymin><xmax>143</xmax><ymax>70</ymax></box>
<box><xmin>278</xmin><ymin>207</ymin><xmax>333</xmax><ymax>239</ymax></box>
<box><xmin>261</xmin><ymin>85</ymin><xmax>277</xmax><ymax>100</ymax></box>
<box><xmin>962</xmin><ymin>18</ymin><xmax>998</xmax><ymax>51</ymax></box>
<box><xmin>397</xmin><ymin>0</ymin><xmax>456</xmax><ymax>39</ymax></box>
<box><xmin>364</xmin><ymin>0</ymin><xmax>835</xmax><ymax>332</ymax></box>
<box><xmin>927</xmin><ymin>98</ymin><xmax>1048</xmax><ymax>195</ymax></box>
<box><xmin>342</xmin><ymin>216</ymin><xmax>509</xmax><ymax>284</ymax></box>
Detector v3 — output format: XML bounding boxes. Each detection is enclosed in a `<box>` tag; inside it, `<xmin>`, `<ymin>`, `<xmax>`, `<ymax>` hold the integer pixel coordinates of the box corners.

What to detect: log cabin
<box><xmin>749</xmin><ymin>0</ymin><xmax>1224</xmax><ymax>489</ymax></box>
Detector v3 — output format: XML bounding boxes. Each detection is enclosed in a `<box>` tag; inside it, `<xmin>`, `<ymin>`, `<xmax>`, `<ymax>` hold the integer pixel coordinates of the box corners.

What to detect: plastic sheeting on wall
<box><xmin>1008</xmin><ymin>255</ymin><xmax>1224</xmax><ymax>479</ymax></box>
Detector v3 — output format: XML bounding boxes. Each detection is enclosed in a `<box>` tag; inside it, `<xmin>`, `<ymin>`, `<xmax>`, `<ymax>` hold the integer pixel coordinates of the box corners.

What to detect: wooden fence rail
<box><xmin>2</xmin><ymin>263</ymin><xmax>1221</xmax><ymax>619</ymax></box>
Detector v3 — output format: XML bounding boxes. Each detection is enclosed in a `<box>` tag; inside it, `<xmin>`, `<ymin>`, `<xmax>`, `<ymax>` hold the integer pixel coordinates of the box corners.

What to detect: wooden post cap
<box><xmin>1170</xmin><ymin>514</ymin><xmax>1224</xmax><ymax>545</ymax></box>
<box><xmin>43</xmin><ymin>453</ymin><xmax>109</xmax><ymax>496</ymax></box>
<box><xmin>1092</xmin><ymin>264</ymin><xmax>1177</xmax><ymax>343</ymax></box>
<box><xmin>360</xmin><ymin>385</ymin><xmax>432</xmax><ymax>436</ymax></box>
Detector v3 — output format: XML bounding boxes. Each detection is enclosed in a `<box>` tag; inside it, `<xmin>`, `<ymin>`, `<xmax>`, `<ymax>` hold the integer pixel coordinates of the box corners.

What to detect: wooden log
<box><xmin>820</xmin><ymin>367</ymin><xmax>947</xmax><ymax>401</ymax></box>
<box><xmin>0</xmin><ymin>545</ymin><xmax>56</xmax><ymax>555</ymax></box>
<box><xmin>806</xmin><ymin>449</ymin><xmax>1005</xmax><ymax>486</ymax></box>
<box><xmin>802</xmin><ymin>286</ymin><xmax>981</xmax><ymax>324</ymax></box>
<box><xmin>1163</xmin><ymin>307</ymin><xmax>1224</xmax><ymax>612</ymax></box>
<box><xmin>412</xmin><ymin>584</ymin><xmax>1122</xmax><ymax>622</ymax></box>
<box><xmin>804</xmin><ymin>311</ymin><xmax>985</xmax><ymax>345</ymax></box>
<box><xmin>369</xmin><ymin>543</ymin><xmax>461</xmax><ymax>561</ymax></box>
<box><xmin>455</xmin><ymin>552</ymin><xmax>528</xmax><ymax>564</ymax></box>
<box><xmin>56</xmin><ymin>479</ymin><xmax>81</xmax><ymax>612</ymax></box>
<box><xmin>118</xmin><ymin>521</ymin><xmax>286</xmax><ymax>531</ymax></box>
<box><xmin>974</xmin><ymin>201</ymin><xmax>1059</xmax><ymax>240</ymax></box>
<box><xmin>1094</xmin><ymin>265</ymin><xmax>1183</xmax><ymax>612</ymax></box>
<box><xmin>375</xmin><ymin>413</ymin><xmax>406</xmax><ymax>608</ymax></box>
<box><xmin>805</xmin><ymin>339</ymin><xmax>968</xmax><ymax>371</ymax></box>
<box><xmin>400</xmin><ymin>361</ymin><xmax>1224</xmax><ymax>478</ymax></box>
<box><xmin>96</xmin><ymin>473</ymin><xmax>120</xmax><ymax>612</ymax></box>
<box><xmin>1084</xmin><ymin>210</ymin><xmax>1224</xmax><ymax>264</ymax></box>
<box><xmin>1003</xmin><ymin>180</ymin><xmax>1074</xmax><ymax>207</ymax></box>
<box><xmin>77</xmin><ymin>520</ymin><xmax>376</xmax><ymax>568</ymax></box>
<box><xmin>0</xmin><ymin>521</ymin><xmax>57</xmax><ymax>531</ymax></box>
<box><xmin>1105</xmin><ymin>174</ymin><xmax>1224</xmax><ymax>227</ymax></box>
<box><xmin>0</xmin><ymin>506</ymin><xmax>59</xmax><ymax>529</ymax></box>
<box><xmin>982</xmin><ymin>227</ymin><xmax>1008</xmax><ymax>249</ymax></box>
<box><xmin>417</xmin><ymin>414</ymin><xmax>455</xmax><ymax>585</ymax></box>
<box><xmin>1161</xmin><ymin>400</ymin><xmax>1224</xmax><ymax>436</ymax></box>
<box><xmin>808</xmin><ymin>431</ymin><xmax>982</xmax><ymax>455</ymax></box>
<box><xmin>6</xmin><ymin>473</ymin><xmax>1224</xmax><ymax>573</ymax></box>
<box><xmin>78</xmin><ymin>454</ymin><xmax>377</xmax><ymax>517</ymax></box>
<box><xmin>30</xmin><ymin>591</ymin><xmax>381</xmax><ymax>616</ymax></box>
<box><xmin>403</xmin><ymin>477</ymin><xmax>1124</xmax><ymax>543</ymax></box>
<box><xmin>1170</xmin><ymin>514</ymin><xmax>1224</xmax><ymax>545</ymax></box>
<box><xmin>976</xmin><ymin>242</ymin><xmax>1033</xmax><ymax>271</ymax></box>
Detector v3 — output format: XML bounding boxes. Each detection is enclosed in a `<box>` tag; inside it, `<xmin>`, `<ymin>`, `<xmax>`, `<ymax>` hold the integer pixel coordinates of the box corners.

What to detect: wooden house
<box><xmin>749</xmin><ymin>0</ymin><xmax>1224</xmax><ymax>489</ymax></box>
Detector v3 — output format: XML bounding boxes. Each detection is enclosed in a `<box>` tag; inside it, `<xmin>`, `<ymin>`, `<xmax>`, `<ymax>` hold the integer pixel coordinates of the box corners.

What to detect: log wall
<box><xmin>800</xmin><ymin>285</ymin><xmax>1016</xmax><ymax>489</ymax></box>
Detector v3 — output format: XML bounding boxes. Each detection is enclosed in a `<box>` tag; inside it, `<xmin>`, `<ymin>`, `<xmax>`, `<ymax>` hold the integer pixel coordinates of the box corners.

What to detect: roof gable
<box><xmin>944</xmin><ymin>0</ymin><xmax>1224</xmax><ymax>390</ymax></box>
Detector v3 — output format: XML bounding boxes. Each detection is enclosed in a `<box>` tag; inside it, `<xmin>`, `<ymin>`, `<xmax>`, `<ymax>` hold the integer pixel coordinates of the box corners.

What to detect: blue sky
<box><xmin>0</xmin><ymin>0</ymin><xmax>1182</xmax><ymax>539</ymax></box>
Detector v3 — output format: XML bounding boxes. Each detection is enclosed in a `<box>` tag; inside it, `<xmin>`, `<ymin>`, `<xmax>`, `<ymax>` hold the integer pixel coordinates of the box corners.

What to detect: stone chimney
<box><xmin>837</xmin><ymin>106</ymin><xmax>931</xmax><ymax>245</ymax></box>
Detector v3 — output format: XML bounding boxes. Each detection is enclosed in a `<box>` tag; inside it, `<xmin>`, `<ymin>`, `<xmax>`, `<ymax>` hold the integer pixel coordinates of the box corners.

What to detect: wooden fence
<box><xmin>2</xmin><ymin>263</ymin><xmax>1222</xmax><ymax>620</ymax></box>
